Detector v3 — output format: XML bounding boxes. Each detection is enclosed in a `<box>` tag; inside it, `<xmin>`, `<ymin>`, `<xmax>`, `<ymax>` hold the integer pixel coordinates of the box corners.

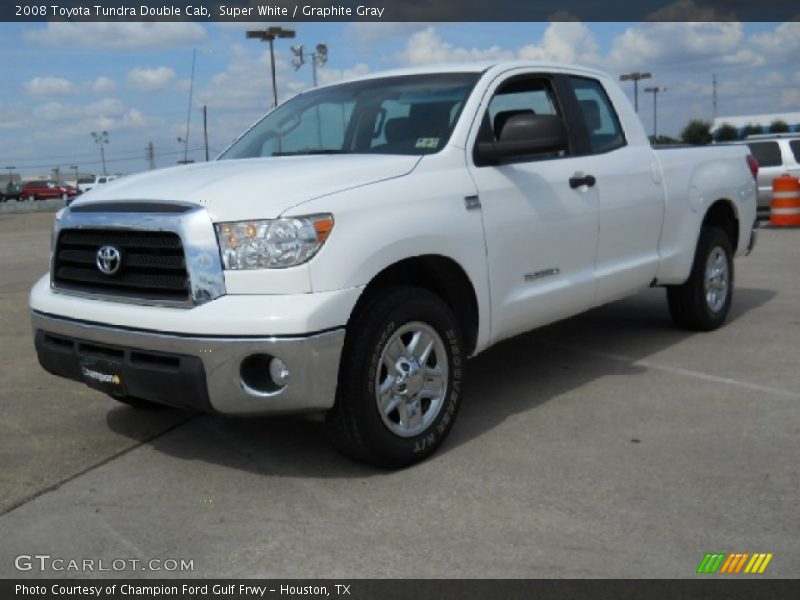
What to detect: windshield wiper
<box><xmin>271</xmin><ymin>149</ymin><xmax>350</xmax><ymax>156</ymax></box>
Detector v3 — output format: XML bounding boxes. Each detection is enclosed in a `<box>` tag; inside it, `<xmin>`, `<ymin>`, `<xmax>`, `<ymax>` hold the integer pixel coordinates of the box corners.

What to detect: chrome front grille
<box><xmin>49</xmin><ymin>201</ymin><xmax>227</xmax><ymax>307</ymax></box>
<box><xmin>53</xmin><ymin>229</ymin><xmax>190</xmax><ymax>302</ymax></box>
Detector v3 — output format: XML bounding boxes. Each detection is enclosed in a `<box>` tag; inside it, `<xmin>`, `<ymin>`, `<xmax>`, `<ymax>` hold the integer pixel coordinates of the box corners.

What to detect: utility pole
<box><xmin>69</xmin><ymin>165</ymin><xmax>78</xmax><ymax>185</ymax></box>
<box><xmin>712</xmin><ymin>73</ymin><xmax>718</xmax><ymax>121</ymax></box>
<box><xmin>619</xmin><ymin>71</ymin><xmax>652</xmax><ymax>113</ymax></box>
<box><xmin>91</xmin><ymin>131</ymin><xmax>109</xmax><ymax>175</ymax></box>
<box><xmin>246</xmin><ymin>27</ymin><xmax>296</xmax><ymax>107</ymax></box>
<box><xmin>644</xmin><ymin>86</ymin><xmax>666</xmax><ymax>139</ymax></box>
<box><xmin>203</xmin><ymin>105</ymin><xmax>209</xmax><ymax>162</ymax></box>
<box><xmin>52</xmin><ymin>166</ymin><xmax>60</xmax><ymax>183</ymax></box>
<box><xmin>146</xmin><ymin>141</ymin><xmax>156</xmax><ymax>170</ymax></box>
<box><xmin>183</xmin><ymin>48</ymin><xmax>197</xmax><ymax>164</ymax></box>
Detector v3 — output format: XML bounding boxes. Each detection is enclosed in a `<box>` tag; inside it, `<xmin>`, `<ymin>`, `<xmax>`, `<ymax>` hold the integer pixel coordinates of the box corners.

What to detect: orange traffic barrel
<box><xmin>771</xmin><ymin>174</ymin><xmax>800</xmax><ymax>226</ymax></box>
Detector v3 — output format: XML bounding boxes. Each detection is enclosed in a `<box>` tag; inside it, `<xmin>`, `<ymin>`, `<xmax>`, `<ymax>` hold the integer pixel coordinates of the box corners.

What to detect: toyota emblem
<box><xmin>96</xmin><ymin>245</ymin><xmax>122</xmax><ymax>275</ymax></box>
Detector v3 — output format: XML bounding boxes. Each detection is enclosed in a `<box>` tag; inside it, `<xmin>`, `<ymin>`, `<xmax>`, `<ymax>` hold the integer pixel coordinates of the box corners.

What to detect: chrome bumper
<box><xmin>32</xmin><ymin>310</ymin><xmax>345</xmax><ymax>415</ymax></box>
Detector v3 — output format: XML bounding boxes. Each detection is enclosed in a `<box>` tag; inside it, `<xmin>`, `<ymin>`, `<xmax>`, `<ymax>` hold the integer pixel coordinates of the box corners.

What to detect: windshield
<box><xmin>219</xmin><ymin>73</ymin><xmax>480</xmax><ymax>160</ymax></box>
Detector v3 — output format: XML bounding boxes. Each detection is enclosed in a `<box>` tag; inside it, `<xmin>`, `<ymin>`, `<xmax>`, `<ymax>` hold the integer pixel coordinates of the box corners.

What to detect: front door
<box><xmin>466</xmin><ymin>72</ymin><xmax>600</xmax><ymax>344</ymax></box>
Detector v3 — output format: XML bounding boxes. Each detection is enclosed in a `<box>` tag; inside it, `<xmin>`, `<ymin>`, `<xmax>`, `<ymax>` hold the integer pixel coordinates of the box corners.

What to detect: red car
<box><xmin>20</xmin><ymin>180</ymin><xmax>79</xmax><ymax>201</ymax></box>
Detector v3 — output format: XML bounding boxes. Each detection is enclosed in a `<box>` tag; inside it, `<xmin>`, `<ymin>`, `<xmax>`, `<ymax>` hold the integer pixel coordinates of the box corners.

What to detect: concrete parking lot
<box><xmin>0</xmin><ymin>211</ymin><xmax>798</xmax><ymax>578</ymax></box>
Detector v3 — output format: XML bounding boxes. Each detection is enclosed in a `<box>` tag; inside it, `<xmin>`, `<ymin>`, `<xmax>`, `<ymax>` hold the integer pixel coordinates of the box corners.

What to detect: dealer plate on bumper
<box><xmin>79</xmin><ymin>359</ymin><xmax>127</xmax><ymax>395</ymax></box>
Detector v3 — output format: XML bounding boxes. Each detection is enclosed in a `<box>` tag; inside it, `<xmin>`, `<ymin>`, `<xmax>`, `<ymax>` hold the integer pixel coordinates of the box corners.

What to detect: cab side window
<box><xmin>570</xmin><ymin>77</ymin><xmax>626</xmax><ymax>153</ymax></box>
<box><xmin>475</xmin><ymin>76</ymin><xmax>567</xmax><ymax>163</ymax></box>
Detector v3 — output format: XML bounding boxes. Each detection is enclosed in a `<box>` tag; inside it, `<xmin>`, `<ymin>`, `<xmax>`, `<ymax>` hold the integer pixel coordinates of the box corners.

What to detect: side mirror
<box><xmin>475</xmin><ymin>114</ymin><xmax>568</xmax><ymax>164</ymax></box>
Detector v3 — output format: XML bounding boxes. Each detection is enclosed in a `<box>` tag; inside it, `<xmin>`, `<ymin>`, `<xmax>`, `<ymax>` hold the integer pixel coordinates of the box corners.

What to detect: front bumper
<box><xmin>32</xmin><ymin>311</ymin><xmax>345</xmax><ymax>415</ymax></box>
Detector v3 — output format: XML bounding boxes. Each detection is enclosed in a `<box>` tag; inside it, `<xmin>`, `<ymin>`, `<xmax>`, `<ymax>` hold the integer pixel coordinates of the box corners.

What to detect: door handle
<box><xmin>569</xmin><ymin>174</ymin><xmax>596</xmax><ymax>189</ymax></box>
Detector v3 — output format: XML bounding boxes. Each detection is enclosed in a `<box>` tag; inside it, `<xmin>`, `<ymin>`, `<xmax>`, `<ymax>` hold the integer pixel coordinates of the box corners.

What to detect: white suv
<box><xmin>76</xmin><ymin>175</ymin><xmax>118</xmax><ymax>194</ymax></box>
<box><xmin>741</xmin><ymin>134</ymin><xmax>800</xmax><ymax>218</ymax></box>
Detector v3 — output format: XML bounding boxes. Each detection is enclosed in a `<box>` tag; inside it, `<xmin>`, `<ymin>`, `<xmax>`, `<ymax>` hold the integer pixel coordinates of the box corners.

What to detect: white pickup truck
<box><xmin>31</xmin><ymin>61</ymin><xmax>758</xmax><ymax>467</ymax></box>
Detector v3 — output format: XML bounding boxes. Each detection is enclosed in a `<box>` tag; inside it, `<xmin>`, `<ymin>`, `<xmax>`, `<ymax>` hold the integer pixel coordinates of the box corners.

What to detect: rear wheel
<box><xmin>667</xmin><ymin>226</ymin><xmax>733</xmax><ymax>331</ymax></box>
<box><xmin>327</xmin><ymin>286</ymin><xmax>464</xmax><ymax>468</ymax></box>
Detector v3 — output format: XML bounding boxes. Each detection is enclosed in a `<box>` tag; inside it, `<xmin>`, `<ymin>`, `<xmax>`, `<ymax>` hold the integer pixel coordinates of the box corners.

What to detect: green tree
<box><xmin>681</xmin><ymin>119</ymin><xmax>712</xmax><ymax>145</ymax></box>
<box><xmin>740</xmin><ymin>123</ymin><xmax>763</xmax><ymax>139</ymax></box>
<box><xmin>769</xmin><ymin>119</ymin><xmax>790</xmax><ymax>133</ymax></box>
<box><xmin>714</xmin><ymin>122</ymin><xmax>739</xmax><ymax>142</ymax></box>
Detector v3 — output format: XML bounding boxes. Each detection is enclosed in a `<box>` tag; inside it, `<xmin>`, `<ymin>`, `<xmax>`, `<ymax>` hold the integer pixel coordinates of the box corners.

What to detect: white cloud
<box><xmin>24</xmin><ymin>76</ymin><xmax>75</xmax><ymax>96</ymax></box>
<box><xmin>126</xmin><ymin>67</ymin><xmax>177</xmax><ymax>92</ymax></box>
<box><xmin>780</xmin><ymin>89</ymin><xmax>800</xmax><ymax>108</ymax></box>
<box><xmin>752</xmin><ymin>22</ymin><xmax>800</xmax><ymax>59</ymax></box>
<box><xmin>23</xmin><ymin>22</ymin><xmax>207</xmax><ymax>50</ymax></box>
<box><xmin>33</xmin><ymin>97</ymin><xmax>126</xmax><ymax>122</ymax></box>
<box><xmin>197</xmin><ymin>47</ymin><xmax>285</xmax><ymax>112</ymax></box>
<box><xmin>91</xmin><ymin>76</ymin><xmax>116</xmax><ymax>93</ymax></box>
<box><xmin>395</xmin><ymin>27</ymin><xmax>513</xmax><ymax>66</ymax></box>
<box><xmin>608</xmin><ymin>22</ymin><xmax>747</xmax><ymax>71</ymax></box>
<box><xmin>120</xmin><ymin>108</ymin><xmax>151</xmax><ymax>128</ymax></box>
<box><xmin>517</xmin><ymin>22</ymin><xmax>600</xmax><ymax>65</ymax></box>
<box><xmin>317</xmin><ymin>63</ymin><xmax>370</xmax><ymax>86</ymax></box>
<box><xmin>392</xmin><ymin>22</ymin><xmax>600</xmax><ymax>68</ymax></box>
<box><xmin>346</xmin><ymin>23</ymin><xmax>427</xmax><ymax>45</ymax></box>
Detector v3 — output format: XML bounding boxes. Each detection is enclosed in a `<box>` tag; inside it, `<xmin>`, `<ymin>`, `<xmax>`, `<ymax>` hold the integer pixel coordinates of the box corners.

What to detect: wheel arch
<box><xmin>702</xmin><ymin>198</ymin><xmax>739</xmax><ymax>251</ymax></box>
<box><xmin>347</xmin><ymin>254</ymin><xmax>481</xmax><ymax>357</ymax></box>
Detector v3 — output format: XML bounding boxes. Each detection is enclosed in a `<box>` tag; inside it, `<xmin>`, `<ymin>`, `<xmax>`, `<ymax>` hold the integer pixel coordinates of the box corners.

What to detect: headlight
<box><xmin>215</xmin><ymin>214</ymin><xmax>334</xmax><ymax>270</ymax></box>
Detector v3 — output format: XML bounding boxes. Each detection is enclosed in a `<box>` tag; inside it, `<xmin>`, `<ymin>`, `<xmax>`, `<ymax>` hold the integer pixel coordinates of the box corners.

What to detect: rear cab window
<box><xmin>569</xmin><ymin>76</ymin><xmax>626</xmax><ymax>154</ymax></box>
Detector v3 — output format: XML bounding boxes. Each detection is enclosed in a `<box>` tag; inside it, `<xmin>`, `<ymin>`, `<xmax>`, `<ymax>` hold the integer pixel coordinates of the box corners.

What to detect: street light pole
<box><xmin>246</xmin><ymin>27</ymin><xmax>296</xmax><ymax>107</ymax></box>
<box><xmin>644</xmin><ymin>86</ymin><xmax>666</xmax><ymax>138</ymax></box>
<box><xmin>291</xmin><ymin>42</ymin><xmax>329</xmax><ymax>87</ymax></box>
<box><xmin>91</xmin><ymin>131</ymin><xmax>109</xmax><ymax>176</ymax></box>
<box><xmin>69</xmin><ymin>165</ymin><xmax>79</xmax><ymax>185</ymax></box>
<box><xmin>619</xmin><ymin>71</ymin><xmax>652</xmax><ymax>113</ymax></box>
<box><xmin>5</xmin><ymin>166</ymin><xmax>15</xmax><ymax>183</ymax></box>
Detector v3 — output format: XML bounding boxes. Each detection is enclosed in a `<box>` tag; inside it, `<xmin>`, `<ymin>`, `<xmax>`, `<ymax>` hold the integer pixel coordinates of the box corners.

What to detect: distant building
<box><xmin>712</xmin><ymin>112</ymin><xmax>800</xmax><ymax>135</ymax></box>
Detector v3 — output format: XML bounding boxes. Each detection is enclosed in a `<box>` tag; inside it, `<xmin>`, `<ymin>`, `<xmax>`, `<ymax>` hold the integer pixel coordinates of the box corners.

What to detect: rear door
<box><xmin>466</xmin><ymin>71</ymin><xmax>600</xmax><ymax>343</ymax></box>
<box><xmin>567</xmin><ymin>76</ymin><xmax>665</xmax><ymax>302</ymax></box>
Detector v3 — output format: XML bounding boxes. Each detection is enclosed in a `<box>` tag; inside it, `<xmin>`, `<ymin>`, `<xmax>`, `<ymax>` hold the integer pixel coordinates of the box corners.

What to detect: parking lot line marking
<box><xmin>536</xmin><ymin>340</ymin><xmax>800</xmax><ymax>401</ymax></box>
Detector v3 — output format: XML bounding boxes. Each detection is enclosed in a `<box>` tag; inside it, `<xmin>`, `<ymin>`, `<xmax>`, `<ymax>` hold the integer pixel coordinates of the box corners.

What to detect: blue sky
<box><xmin>1</xmin><ymin>21</ymin><xmax>797</xmax><ymax>177</ymax></box>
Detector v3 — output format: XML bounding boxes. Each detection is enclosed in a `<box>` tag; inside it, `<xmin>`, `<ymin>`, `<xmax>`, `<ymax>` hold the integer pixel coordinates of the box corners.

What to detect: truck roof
<box><xmin>318</xmin><ymin>60</ymin><xmax>610</xmax><ymax>87</ymax></box>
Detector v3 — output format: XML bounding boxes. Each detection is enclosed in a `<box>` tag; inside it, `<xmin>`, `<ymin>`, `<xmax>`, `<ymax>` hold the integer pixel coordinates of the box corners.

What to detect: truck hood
<box><xmin>72</xmin><ymin>154</ymin><xmax>421</xmax><ymax>222</ymax></box>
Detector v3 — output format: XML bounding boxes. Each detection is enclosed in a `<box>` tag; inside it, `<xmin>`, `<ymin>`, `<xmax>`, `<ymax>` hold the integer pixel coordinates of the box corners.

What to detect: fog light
<box><xmin>269</xmin><ymin>357</ymin><xmax>290</xmax><ymax>387</ymax></box>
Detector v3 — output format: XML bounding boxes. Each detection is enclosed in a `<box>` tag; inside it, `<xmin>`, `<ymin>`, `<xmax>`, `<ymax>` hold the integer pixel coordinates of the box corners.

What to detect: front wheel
<box><xmin>327</xmin><ymin>287</ymin><xmax>464</xmax><ymax>468</ymax></box>
<box><xmin>667</xmin><ymin>226</ymin><xmax>734</xmax><ymax>331</ymax></box>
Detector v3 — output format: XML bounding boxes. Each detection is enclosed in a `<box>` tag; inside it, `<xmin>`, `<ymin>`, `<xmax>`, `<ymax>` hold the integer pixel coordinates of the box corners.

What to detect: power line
<box><xmin>9</xmin><ymin>147</ymin><xmax>205</xmax><ymax>171</ymax></box>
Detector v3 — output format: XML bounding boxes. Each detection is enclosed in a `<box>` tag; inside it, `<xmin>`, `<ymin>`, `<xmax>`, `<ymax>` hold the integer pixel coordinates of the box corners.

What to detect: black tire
<box><xmin>667</xmin><ymin>226</ymin><xmax>734</xmax><ymax>331</ymax></box>
<box><xmin>108</xmin><ymin>393</ymin><xmax>166</xmax><ymax>410</ymax></box>
<box><xmin>326</xmin><ymin>286</ymin><xmax>464</xmax><ymax>468</ymax></box>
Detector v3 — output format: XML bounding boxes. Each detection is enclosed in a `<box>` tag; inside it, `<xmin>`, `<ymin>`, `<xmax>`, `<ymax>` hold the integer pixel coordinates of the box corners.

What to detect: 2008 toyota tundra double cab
<box><xmin>31</xmin><ymin>61</ymin><xmax>759</xmax><ymax>467</ymax></box>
